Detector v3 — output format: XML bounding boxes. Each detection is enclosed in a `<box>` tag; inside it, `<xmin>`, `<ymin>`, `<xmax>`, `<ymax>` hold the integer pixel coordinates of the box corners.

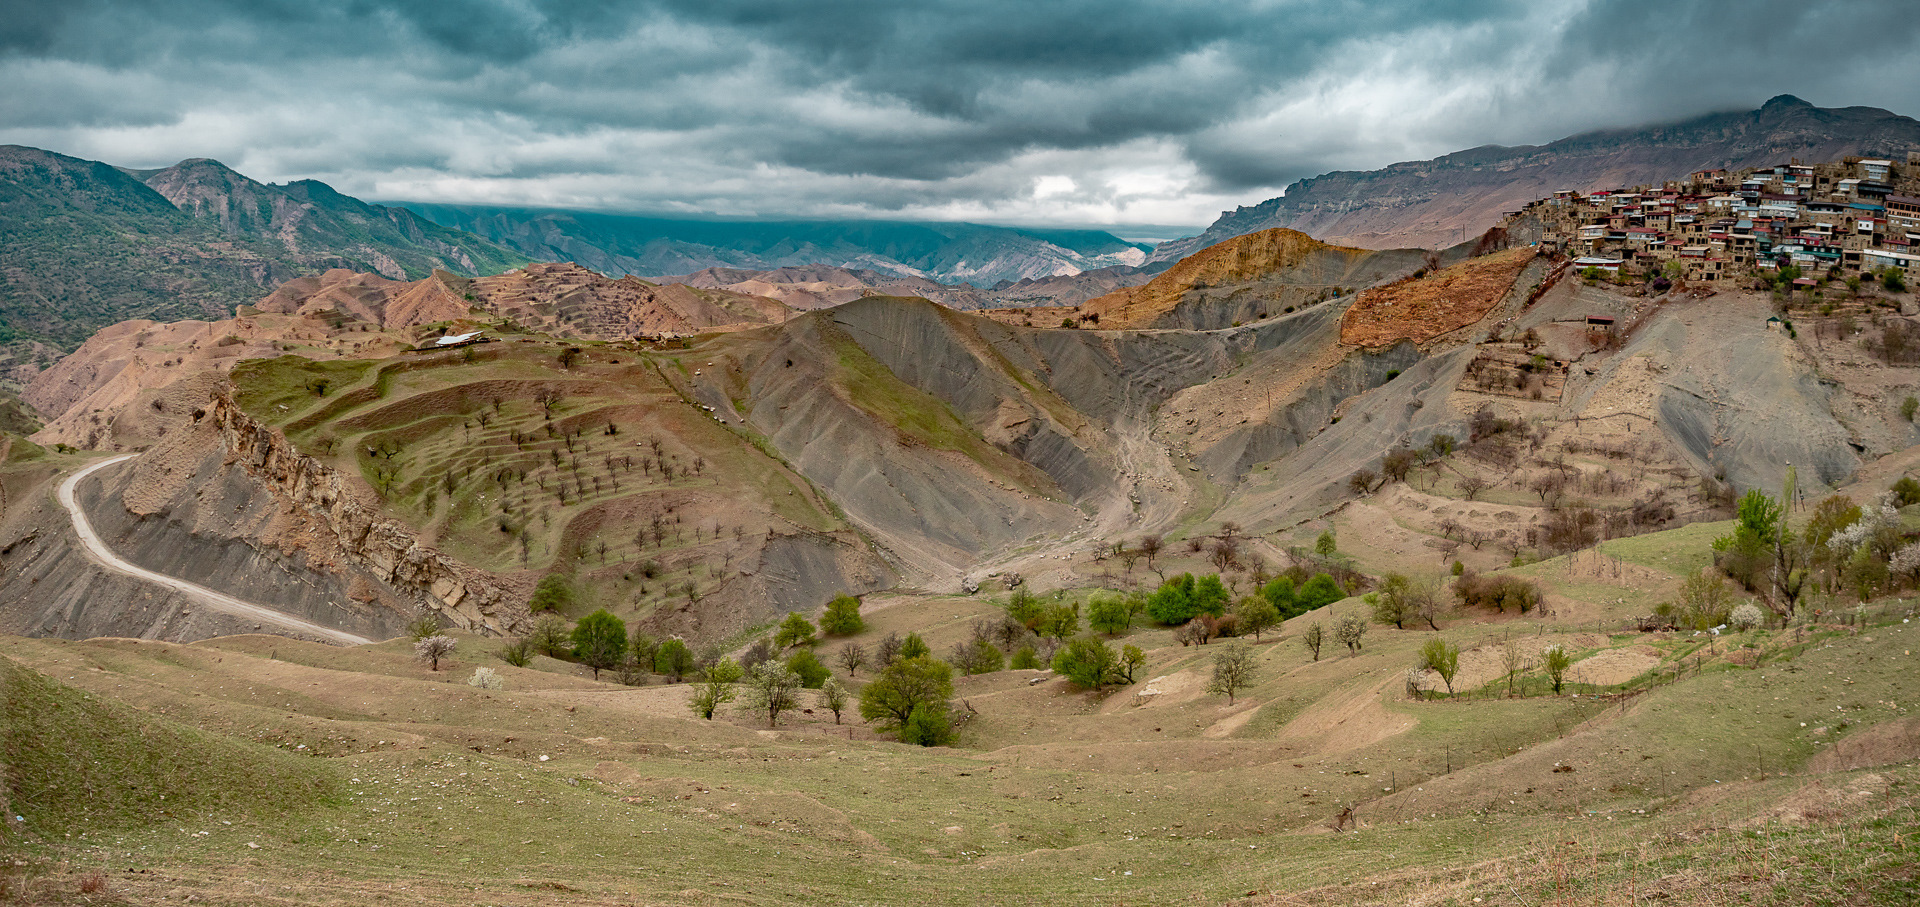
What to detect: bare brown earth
<box><xmin>1340</xmin><ymin>248</ymin><xmax>1536</xmax><ymax>348</ymax></box>
<box><xmin>1081</xmin><ymin>228</ymin><xmax>1388</xmax><ymax>329</ymax></box>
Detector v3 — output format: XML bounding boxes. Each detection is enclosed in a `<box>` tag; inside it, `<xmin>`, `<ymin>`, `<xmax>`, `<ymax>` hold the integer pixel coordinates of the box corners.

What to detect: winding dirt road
<box><xmin>58</xmin><ymin>454</ymin><xmax>372</xmax><ymax>646</ymax></box>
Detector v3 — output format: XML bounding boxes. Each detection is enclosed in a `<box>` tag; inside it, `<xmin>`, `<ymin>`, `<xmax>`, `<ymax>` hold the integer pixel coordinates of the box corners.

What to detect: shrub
<box><xmin>1051</xmin><ymin>637</ymin><xmax>1124</xmax><ymax>691</ymax></box>
<box><xmin>467</xmin><ymin>667</ymin><xmax>504</xmax><ymax>690</ymax></box>
<box><xmin>1904</xmin><ymin>397</ymin><xmax>1919</xmax><ymax>423</ymax></box>
<box><xmin>1009</xmin><ymin>645</ymin><xmax>1040</xmax><ymax>669</ymax></box>
<box><xmin>898</xmin><ymin>632</ymin><xmax>931</xmax><ymax>660</ymax></box>
<box><xmin>785</xmin><ymin>648</ymin><xmax>831</xmax><ymax>688</ymax></box>
<box><xmin>528</xmin><ymin>573</ymin><xmax>577</xmax><ymax>614</ymax></box>
<box><xmin>1297</xmin><ymin>574</ymin><xmax>1347</xmax><ymax>611</ymax></box>
<box><xmin>1894</xmin><ymin>476</ymin><xmax>1920</xmax><ymax>507</ymax></box>
<box><xmin>950</xmin><ymin>638</ymin><xmax>1004</xmax><ymax>675</ymax></box>
<box><xmin>1452</xmin><ymin>570</ymin><xmax>1542</xmax><ymax>613</ymax></box>
<box><xmin>1542</xmin><ymin>644</ymin><xmax>1573</xmax><ymax>694</ymax></box>
<box><xmin>498</xmin><ymin>638</ymin><xmax>533</xmax><ymax>667</ymax></box>
<box><xmin>1729</xmin><ymin>603</ymin><xmax>1764</xmax><ymax>631</ymax></box>
<box><xmin>901</xmin><ymin>703</ymin><xmax>952</xmax><ymax>747</ymax></box>
<box><xmin>655</xmin><ymin>638</ymin><xmax>694</xmax><ymax>681</ymax></box>
<box><xmin>405</xmin><ymin>612</ymin><xmax>442</xmax><ymax>642</ymax></box>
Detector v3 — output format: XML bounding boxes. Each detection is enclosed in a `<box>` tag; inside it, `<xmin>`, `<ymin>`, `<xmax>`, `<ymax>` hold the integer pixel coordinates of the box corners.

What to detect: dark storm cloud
<box><xmin>1</xmin><ymin>0</ymin><xmax>1916</xmax><ymax>225</ymax></box>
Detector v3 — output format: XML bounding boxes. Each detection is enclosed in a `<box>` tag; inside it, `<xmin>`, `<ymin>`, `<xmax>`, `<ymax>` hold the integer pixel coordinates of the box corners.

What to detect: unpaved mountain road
<box><xmin>58</xmin><ymin>454</ymin><xmax>373</xmax><ymax>646</ymax></box>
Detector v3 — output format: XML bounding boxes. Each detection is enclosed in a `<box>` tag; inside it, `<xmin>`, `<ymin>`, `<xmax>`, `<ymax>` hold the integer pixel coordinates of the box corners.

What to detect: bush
<box><xmin>785</xmin><ymin>648</ymin><xmax>831</xmax><ymax>688</ymax></box>
<box><xmin>901</xmin><ymin>703</ymin><xmax>953</xmax><ymax>747</ymax></box>
<box><xmin>1009</xmin><ymin>645</ymin><xmax>1040</xmax><ymax>669</ymax></box>
<box><xmin>1051</xmin><ymin>637</ymin><xmax>1125</xmax><ymax>691</ymax></box>
<box><xmin>405</xmin><ymin>612</ymin><xmax>442</xmax><ymax>642</ymax></box>
<box><xmin>498</xmin><ymin>638</ymin><xmax>533</xmax><ymax>667</ymax></box>
<box><xmin>1296</xmin><ymin>574</ymin><xmax>1346</xmax><ymax>611</ymax></box>
<box><xmin>1452</xmin><ymin>570</ymin><xmax>1542</xmax><ymax>613</ymax></box>
<box><xmin>528</xmin><ymin>573</ymin><xmax>577</xmax><ymax>614</ymax></box>
<box><xmin>1894</xmin><ymin>476</ymin><xmax>1920</xmax><ymax>507</ymax></box>
<box><xmin>950</xmin><ymin>638</ymin><xmax>1004</xmax><ymax>675</ymax></box>
<box><xmin>467</xmin><ymin>667</ymin><xmax>504</xmax><ymax>690</ymax></box>
<box><xmin>655</xmin><ymin>638</ymin><xmax>694</xmax><ymax>681</ymax></box>
<box><xmin>899</xmin><ymin>632</ymin><xmax>931</xmax><ymax>660</ymax></box>
<box><xmin>820</xmin><ymin>595</ymin><xmax>865</xmax><ymax>636</ymax></box>
<box><xmin>1729</xmin><ymin>602</ymin><xmax>1764</xmax><ymax>631</ymax></box>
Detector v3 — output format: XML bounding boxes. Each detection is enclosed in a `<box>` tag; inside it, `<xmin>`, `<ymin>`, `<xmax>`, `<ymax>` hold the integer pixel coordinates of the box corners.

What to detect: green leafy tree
<box><xmin>775</xmin><ymin>612</ymin><xmax>817</xmax><ymax>649</ymax></box>
<box><xmin>628</xmin><ymin>631</ymin><xmax>659</xmax><ymax>674</ymax></box>
<box><xmin>898</xmin><ymin>632</ymin><xmax>931</xmax><ymax>660</ymax></box>
<box><xmin>1191</xmin><ymin>575</ymin><xmax>1230</xmax><ymax>618</ymax></box>
<box><xmin>1087</xmin><ymin>592</ymin><xmax>1133</xmax><ymax>635</ymax></box>
<box><xmin>405</xmin><ymin>612</ymin><xmax>442</xmax><ymax>642</ymax></box>
<box><xmin>785</xmin><ymin>648</ymin><xmax>831</xmax><ymax>688</ymax></box>
<box><xmin>1261</xmin><ymin>577</ymin><xmax>1301</xmax><ymax>617</ymax></box>
<box><xmin>1369</xmin><ymin>573</ymin><xmax>1416</xmax><ymax>628</ymax></box>
<box><xmin>1205</xmin><ymin>643</ymin><xmax>1255</xmax><ymax>704</ymax></box>
<box><xmin>737</xmin><ymin>661</ymin><xmax>804</xmax><ymax>727</ymax></box>
<box><xmin>1051</xmin><ymin>637</ymin><xmax>1122</xmax><ymax>691</ymax></box>
<box><xmin>1038</xmin><ymin>603</ymin><xmax>1081</xmax><ymax>643</ymax></box>
<box><xmin>1420</xmin><ymin>638</ymin><xmax>1460</xmax><ymax>697</ymax></box>
<box><xmin>529</xmin><ymin>613</ymin><xmax>572</xmax><ymax>658</ymax></box>
<box><xmin>1004</xmin><ymin>588</ymin><xmax>1044</xmax><ymax>629</ymax></box>
<box><xmin>819</xmin><ymin>675</ymin><xmax>850</xmax><ymax>724</ymax></box>
<box><xmin>654</xmin><ymin>638</ymin><xmax>694</xmax><ymax>681</ymax></box>
<box><xmin>687</xmin><ymin>659</ymin><xmax>742</xmax><ymax>719</ymax></box>
<box><xmin>901</xmin><ymin>703</ymin><xmax>953</xmax><ymax>747</ymax></box>
<box><xmin>1009</xmin><ymin>645</ymin><xmax>1041</xmax><ymax>669</ymax></box>
<box><xmin>1234</xmin><ymin>596</ymin><xmax>1280</xmax><ymax>640</ymax></box>
<box><xmin>1146</xmin><ymin>573</ymin><xmax>1197</xmax><ymax>625</ymax></box>
<box><xmin>570</xmin><ymin>609</ymin><xmax>628</xmax><ymax>680</ymax></box>
<box><xmin>950</xmin><ymin>638</ymin><xmax>1004</xmax><ymax>675</ymax></box>
<box><xmin>858</xmin><ymin>655</ymin><xmax>954</xmax><ymax>738</ymax></box>
<box><xmin>1119</xmin><ymin>644</ymin><xmax>1146</xmax><ymax>682</ymax></box>
<box><xmin>1298</xmin><ymin>574</ymin><xmax>1347</xmax><ymax>610</ymax></box>
<box><xmin>528</xmin><ymin>573</ymin><xmax>577</xmax><ymax>614</ymax></box>
<box><xmin>820</xmin><ymin>595</ymin><xmax>865</xmax><ymax>636</ymax></box>
<box><xmin>1542</xmin><ymin>644</ymin><xmax>1573</xmax><ymax>695</ymax></box>
<box><xmin>1315</xmin><ymin>530</ymin><xmax>1338</xmax><ymax>558</ymax></box>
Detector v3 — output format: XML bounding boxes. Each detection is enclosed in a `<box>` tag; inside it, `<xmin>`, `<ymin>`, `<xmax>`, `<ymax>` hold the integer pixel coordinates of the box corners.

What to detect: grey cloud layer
<box><xmin>1</xmin><ymin>0</ymin><xmax>1914</xmax><ymax>225</ymax></box>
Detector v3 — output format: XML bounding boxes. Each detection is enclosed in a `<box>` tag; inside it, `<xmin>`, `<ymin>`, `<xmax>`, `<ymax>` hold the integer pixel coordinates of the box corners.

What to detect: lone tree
<box><xmin>570</xmin><ymin>609</ymin><xmax>628</xmax><ymax>680</ymax></box>
<box><xmin>1205</xmin><ymin>643</ymin><xmax>1256</xmax><ymax>705</ymax></box>
<box><xmin>528</xmin><ymin>572</ymin><xmax>577</xmax><ymax>614</ymax></box>
<box><xmin>1419</xmin><ymin>637</ymin><xmax>1460</xmax><ymax>697</ymax></box>
<box><xmin>858</xmin><ymin>655</ymin><xmax>954</xmax><ymax>741</ymax></box>
<box><xmin>819</xmin><ymin>675</ymin><xmax>850</xmax><ymax>724</ymax></box>
<box><xmin>820</xmin><ymin>594</ymin><xmax>866</xmax><ymax>636</ymax></box>
<box><xmin>415</xmin><ymin>634</ymin><xmax>456</xmax><ymax>671</ymax></box>
<box><xmin>1542</xmin><ymin>644</ymin><xmax>1573</xmax><ymax>695</ymax></box>
<box><xmin>1087</xmin><ymin>592</ymin><xmax>1133</xmax><ymax>635</ymax></box>
<box><xmin>1234</xmin><ymin>596</ymin><xmax>1279</xmax><ymax>640</ymax></box>
<box><xmin>775</xmin><ymin>612</ymin><xmax>817</xmax><ymax>649</ymax></box>
<box><xmin>1051</xmin><ymin>636</ymin><xmax>1122</xmax><ymax>692</ymax></box>
<box><xmin>1301</xmin><ymin>622</ymin><xmax>1325</xmax><ymax>661</ymax></box>
<box><xmin>529</xmin><ymin>614</ymin><xmax>571</xmax><ymax>658</ymax></box>
<box><xmin>837</xmin><ymin>643</ymin><xmax>867</xmax><ymax>676</ymax></box>
<box><xmin>655</xmin><ymin>637</ymin><xmax>694</xmax><ymax>681</ymax></box>
<box><xmin>1335</xmin><ymin>615</ymin><xmax>1368</xmax><ymax>655</ymax></box>
<box><xmin>687</xmin><ymin>659</ymin><xmax>743</xmax><ymax>719</ymax></box>
<box><xmin>738</xmin><ymin>661</ymin><xmax>804</xmax><ymax>727</ymax></box>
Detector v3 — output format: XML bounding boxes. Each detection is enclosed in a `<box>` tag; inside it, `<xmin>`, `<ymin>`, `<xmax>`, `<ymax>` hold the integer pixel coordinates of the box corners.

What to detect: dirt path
<box><xmin>58</xmin><ymin>455</ymin><xmax>372</xmax><ymax>646</ymax></box>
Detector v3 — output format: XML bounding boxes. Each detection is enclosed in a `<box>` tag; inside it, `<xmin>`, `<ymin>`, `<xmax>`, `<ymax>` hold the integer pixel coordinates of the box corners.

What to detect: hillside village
<box><xmin>1519</xmin><ymin>154</ymin><xmax>1920</xmax><ymax>287</ymax></box>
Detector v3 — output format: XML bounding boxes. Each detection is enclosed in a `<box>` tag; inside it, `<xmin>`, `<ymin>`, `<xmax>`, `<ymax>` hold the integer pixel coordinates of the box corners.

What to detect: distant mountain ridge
<box><xmin>400</xmin><ymin>203</ymin><xmax>1150</xmax><ymax>288</ymax></box>
<box><xmin>0</xmin><ymin>146</ymin><xmax>528</xmax><ymax>354</ymax></box>
<box><xmin>1156</xmin><ymin>95</ymin><xmax>1920</xmax><ymax>257</ymax></box>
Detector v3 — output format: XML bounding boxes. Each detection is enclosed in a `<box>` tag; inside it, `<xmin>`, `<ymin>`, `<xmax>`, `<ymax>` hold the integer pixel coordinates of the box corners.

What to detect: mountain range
<box><xmin>1156</xmin><ymin>95</ymin><xmax>1920</xmax><ymax>258</ymax></box>
<box><xmin>398</xmin><ymin>203</ymin><xmax>1152</xmax><ymax>288</ymax></box>
<box><xmin>0</xmin><ymin>146</ymin><xmax>529</xmax><ymax>354</ymax></box>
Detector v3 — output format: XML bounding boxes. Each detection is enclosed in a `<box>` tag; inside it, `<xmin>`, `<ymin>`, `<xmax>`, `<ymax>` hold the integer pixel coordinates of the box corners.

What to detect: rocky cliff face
<box><xmin>189</xmin><ymin>391</ymin><xmax>524</xmax><ymax>633</ymax></box>
<box><xmin>1156</xmin><ymin>96</ymin><xmax>1920</xmax><ymax>256</ymax></box>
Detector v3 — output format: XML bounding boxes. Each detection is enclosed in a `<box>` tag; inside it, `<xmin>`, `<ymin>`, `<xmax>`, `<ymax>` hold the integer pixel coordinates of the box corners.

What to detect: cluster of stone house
<box><xmin>1514</xmin><ymin>154</ymin><xmax>1920</xmax><ymax>286</ymax></box>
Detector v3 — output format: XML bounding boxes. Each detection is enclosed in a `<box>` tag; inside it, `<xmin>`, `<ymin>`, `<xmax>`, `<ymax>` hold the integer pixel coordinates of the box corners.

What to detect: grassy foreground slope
<box><xmin>1</xmin><ymin>509</ymin><xmax>1915</xmax><ymax>905</ymax></box>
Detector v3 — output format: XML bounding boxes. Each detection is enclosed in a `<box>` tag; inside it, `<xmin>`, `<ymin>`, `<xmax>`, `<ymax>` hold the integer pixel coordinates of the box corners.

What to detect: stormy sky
<box><xmin>3</xmin><ymin>0</ymin><xmax>1917</xmax><ymax>231</ymax></box>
